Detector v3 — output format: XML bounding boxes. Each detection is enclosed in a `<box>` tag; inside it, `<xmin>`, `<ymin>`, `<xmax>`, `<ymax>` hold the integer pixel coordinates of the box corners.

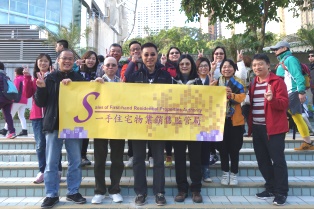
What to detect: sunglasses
<box><xmin>309</xmin><ymin>55</ymin><xmax>314</xmax><ymax>58</ymax></box>
<box><xmin>105</xmin><ymin>63</ymin><xmax>117</xmax><ymax>67</ymax></box>
<box><xmin>214</xmin><ymin>52</ymin><xmax>224</xmax><ymax>56</ymax></box>
<box><xmin>170</xmin><ymin>51</ymin><xmax>180</xmax><ymax>55</ymax></box>
<box><xmin>143</xmin><ymin>53</ymin><xmax>156</xmax><ymax>57</ymax></box>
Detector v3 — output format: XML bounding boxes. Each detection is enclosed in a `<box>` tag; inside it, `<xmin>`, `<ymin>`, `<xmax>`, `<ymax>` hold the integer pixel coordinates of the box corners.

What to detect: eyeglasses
<box><xmin>130</xmin><ymin>47</ymin><xmax>141</xmax><ymax>52</ymax></box>
<box><xmin>105</xmin><ymin>63</ymin><xmax>117</xmax><ymax>67</ymax></box>
<box><xmin>179</xmin><ymin>62</ymin><xmax>191</xmax><ymax>67</ymax></box>
<box><xmin>309</xmin><ymin>54</ymin><xmax>314</xmax><ymax>58</ymax></box>
<box><xmin>59</xmin><ymin>57</ymin><xmax>74</xmax><ymax>61</ymax></box>
<box><xmin>214</xmin><ymin>52</ymin><xmax>224</xmax><ymax>56</ymax></box>
<box><xmin>170</xmin><ymin>51</ymin><xmax>180</xmax><ymax>55</ymax></box>
<box><xmin>199</xmin><ymin>64</ymin><xmax>209</xmax><ymax>68</ymax></box>
<box><xmin>143</xmin><ymin>53</ymin><xmax>156</xmax><ymax>57</ymax></box>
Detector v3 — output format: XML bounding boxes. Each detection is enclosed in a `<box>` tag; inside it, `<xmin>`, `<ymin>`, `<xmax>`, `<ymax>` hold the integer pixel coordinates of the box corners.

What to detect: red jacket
<box><xmin>24</xmin><ymin>75</ymin><xmax>44</xmax><ymax>120</ymax></box>
<box><xmin>14</xmin><ymin>75</ymin><xmax>27</xmax><ymax>104</ymax></box>
<box><xmin>248</xmin><ymin>72</ymin><xmax>289</xmax><ymax>136</ymax></box>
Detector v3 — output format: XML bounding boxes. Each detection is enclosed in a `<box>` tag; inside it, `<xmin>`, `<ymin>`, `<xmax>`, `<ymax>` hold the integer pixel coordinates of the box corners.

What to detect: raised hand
<box><xmin>22</xmin><ymin>65</ymin><xmax>30</xmax><ymax>76</ymax></box>
<box><xmin>132</xmin><ymin>54</ymin><xmax>139</xmax><ymax>63</ymax></box>
<box><xmin>197</xmin><ymin>49</ymin><xmax>204</xmax><ymax>58</ymax></box>
<box><xmin>210</xmin><ymin>57</ymin><xmax>217</xmax><ymax>73</ymax></box>
<box><xmin>36</xmin><ymin>72</ymin><xmax>46</xmax><ymax>88</ymax></box>
<box><xmin>264</xmin><ymin>84</ymin><xmax>273</xmax><ymax>101</ymax></box>
<box><xmin>237</xmin><ymin>50</ymin><xmax>243</xmax><ymax>62</ymax></box>
<box><xmin>160</xmin><ymin>54</ymin><xmax>167</xmax><ymax>65</ymax></box>
<box><xmin>75</xmin><ymin>59</ymin><xmax>85</xmax><ymax>67</ymax></box>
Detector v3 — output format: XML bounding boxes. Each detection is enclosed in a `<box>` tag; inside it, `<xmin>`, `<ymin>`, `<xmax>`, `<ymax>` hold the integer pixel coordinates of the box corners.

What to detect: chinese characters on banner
<box><xmin>59</xmin><ymin>82</ymin><xmax>226</xmax><ymax>141</ymax></box>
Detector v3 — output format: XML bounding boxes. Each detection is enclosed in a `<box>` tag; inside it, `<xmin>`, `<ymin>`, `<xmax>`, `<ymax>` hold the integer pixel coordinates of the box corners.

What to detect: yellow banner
<box><xmin>59</xmin><ymin>82</ymin><xmax>226</xmax><ymax>141</ymax></box>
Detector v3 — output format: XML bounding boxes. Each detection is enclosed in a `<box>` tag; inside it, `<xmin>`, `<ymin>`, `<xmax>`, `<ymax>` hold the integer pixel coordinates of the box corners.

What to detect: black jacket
<box><xmin>34</xmin><ymin>70</ymin><xmax>84</xmax><ymax>132</ymax></box>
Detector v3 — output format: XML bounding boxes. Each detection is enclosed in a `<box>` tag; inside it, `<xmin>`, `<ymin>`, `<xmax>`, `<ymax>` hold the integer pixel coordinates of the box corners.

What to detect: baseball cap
<box><xmin>269</xmin><ymin>41</ymin><xmax>290</xmax><ymax>51</ymax></box>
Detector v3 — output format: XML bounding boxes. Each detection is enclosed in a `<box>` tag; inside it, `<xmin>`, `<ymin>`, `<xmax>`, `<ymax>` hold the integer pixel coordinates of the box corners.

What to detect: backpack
<box><xmin>277</xmin><ymin>55</ymin><xmax>311</xmax><ymax>90</ymax></box>
<box><xmin>1</xmin><ymin>74</ymin><xmax>18</xmax><ymax>101</ymax></box>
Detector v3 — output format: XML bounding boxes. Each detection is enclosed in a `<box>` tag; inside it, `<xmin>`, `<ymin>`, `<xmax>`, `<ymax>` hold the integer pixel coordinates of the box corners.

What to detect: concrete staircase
<box><xmin>0</xmin><ymin>135</ymin><xmax>314</xmax><ymax>208</ymax></box>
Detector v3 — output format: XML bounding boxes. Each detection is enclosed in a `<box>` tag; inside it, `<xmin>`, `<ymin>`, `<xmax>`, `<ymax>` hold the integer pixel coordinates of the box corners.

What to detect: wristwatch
<box><xmin>299</xmin><ymin>91</ymin><xmax>305</xmax><ymax>95</ymax></box>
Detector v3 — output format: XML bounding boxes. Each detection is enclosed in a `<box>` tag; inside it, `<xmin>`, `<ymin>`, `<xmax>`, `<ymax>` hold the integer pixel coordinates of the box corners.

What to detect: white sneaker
<box><xmin>149</xmin><ymin>157</ymin><xmax>154</xmax><ymax>167</ymax></box>
<box><xmin>33</xmin><ymin>172</ymin><xmax>44</xmax><ymax>184</ymax></box>
<box><xmin>229</xmin><ymin>172</ymin><xmax>238</xmax><ymax>185</ymax></box>
<box><xmin>91</xmin><ymin>194</ymin><xmax>105</xmax><ymax>204</ymax></box>
<box><xmin>125</xmin><ymin>156</ymin><xmax>133</xmax><ymax>167</ymax></box>
<box><xmin>109</xmin><ymin>193</ymin><xmax>123</xmax><ymax>203</ymax></box>
<box><xmin>221</xmin><ymin>171</ymin><xmax>229</xmax><ymax>185</ymax></box>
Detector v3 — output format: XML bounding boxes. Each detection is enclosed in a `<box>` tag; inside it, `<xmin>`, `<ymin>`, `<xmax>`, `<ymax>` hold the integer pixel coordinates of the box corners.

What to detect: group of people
<box><xmin>0</xmin><ymin>39</ymin><xmax>313</xmax><ymax>208</ymax></box>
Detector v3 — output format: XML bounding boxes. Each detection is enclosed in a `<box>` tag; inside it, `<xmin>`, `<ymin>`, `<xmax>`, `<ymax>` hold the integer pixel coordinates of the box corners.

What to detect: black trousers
<box><xmin>81</xmin><ymin>138</ymin><xmax>89</xmax><ymax>157</ymax></box>
<box><xmin>173</xmin><ymin>141</ymin><xmax>202</xmax><ymax>193</ymax></box>
<box><xmin>252</xmin><ymin>124</ymin><xmax>289</xmax><ymax>196</ymax></box>
<box><xmin>216</xmin><ymin>118</ymin><xmax>243</xmax><ymax>174</ymax></box>
<box><xmin>93</xmin><ymin>139</ymin><xmax>125</xmax><ymax>195</ymax></box>
<box><xmin>128</xmin><ymin>140</ymin><xmax>152</xmax><ymax>158</ymax></box>
<box><xmin>201</xmin><ymin>141</ymin><xmax>211</xmax><ymax>166</ymax></box>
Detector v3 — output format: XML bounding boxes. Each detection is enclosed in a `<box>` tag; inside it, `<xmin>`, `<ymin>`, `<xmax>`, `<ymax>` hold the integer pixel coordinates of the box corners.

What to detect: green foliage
<box><xmin>0</xmin><ymin>109</ymin><xmax>30</xmax><ymax>120</ymax></box>
<box><xmin>180</xmin><ymin>0</ymin><xmax>312</xmax><ymax>52</ymax></box>
<box><xmin>295</xmin><ymin>25</ymin><xmax>314</xmax><ymax>50</ymax></box>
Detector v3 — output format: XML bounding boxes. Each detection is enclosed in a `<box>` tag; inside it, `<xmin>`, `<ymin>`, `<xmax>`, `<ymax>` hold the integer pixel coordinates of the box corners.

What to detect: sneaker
<box><xmin>201</xmin><ymin>166</ymin><xmax>212</xmax><ymax>183</ymax></box>
<box><xmin>174</xmin><ymin>191</ymin><xmax>187</xmax><ymax>202</ymax></box>
<box><xmin>209</xmin><ymin>154</ymin><xmax>219</xmax><ymax>165</ymax></box>
<box><xmin>109</xmin><ymin>193</ymin><xmax>123</xmax><ymax>203</ymax></box>
<box><xmin>294</xmin><ymin>142</ymin><xmax>314</xmax><ymax>150</ymax></box>
<box><xmin>149</xmin><ymin>157</ymin><xmax>154</xmax><ymax>167</ymax></box>
<box><xmin>125</xmin><ymin>156</ymin><xmax>133</xmax><ymax>167</ymax></box>
<box><xmin>66</xmin><ymin>193</ymin><xmax>86</xmax><ymax>204</ymax></box>
<box><xmin>221</xmin><ymin>171</ymin><xmax>229</xmax><ymax>185</ymax></box>
<box><xmin>33</xmin><ymin>172</ymin><xmax>44</xmax><ymax>184</ymax></box>
<box><xmin>6</xmin><ymin>132</ymin><xmax>17</xmax><ymax>139</ymax></box>
<box><xmin>41</xmin><ymin>197</ymin><xmax>59</xmax><ymax>208</ymax></box>
<box><xmin>17</xmin><ymin>129</ymin><xmax>28</xmax><ymax>136</ymax></box>
<box><xmin>229</xmin><ymin>172</ymin><xmax>238</xmax><ymax>185</ymax></box>
<box><xmin>255</xmin><ymin>190</ymin><xmax>274</xmax><ymax>200</ymax></box>
<box><xmin>155</xmin><ymin>193</ymin><xmax>166</xmax><ymax>206</ymax></box>
<box><xmin>165</xmin><ymin>156</ymin><xmax>172</xmax><ymax>167</ymax></box>
<box><xmin>0</xmin><ymin>128</ymin><xmax>7</xmax><ymax>136</ymax></box>
<box><xmin>192</xmin><ymin>192</ymin><xmax>203</xmax><ymax>203</ymax></box>
<box><xmin>135</xmin><ymin>194</ymin><xmax>147</xmax><ymax>206</ymax></box>
<box><xmin>91</xmin><ymin>194</ymin><xmax>105</xmax><ymax>204</ymax></box>
<box><xmin>81</xmin><ymin>157</ymin><xmax>92</xmax><ymax>166</ymax></box>
<box><xmin>273</xmin><ymin>194</ymin><xmax>287</xmax><ymax>206</ymax></box>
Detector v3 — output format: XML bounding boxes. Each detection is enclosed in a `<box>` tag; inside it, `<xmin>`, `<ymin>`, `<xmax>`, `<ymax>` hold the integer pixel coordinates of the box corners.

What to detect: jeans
<box><xmin>133</xmin><ymin>140</ymin><xmax>165</xmax><ymax>195</ymax></box>
<box><xmin>32</xmin><ymin>119</ymin><xmax>61</xmax><ymax>173</ymax></box>
<box><xmin>44</xmin><ymin>130</ymin><xmax>82</xmax><ymax>197</ymax></box>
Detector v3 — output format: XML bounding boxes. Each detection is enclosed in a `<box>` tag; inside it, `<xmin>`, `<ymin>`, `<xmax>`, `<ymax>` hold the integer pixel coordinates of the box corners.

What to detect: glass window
<box><xmin>0</xmin><ymin>12</ymin><xmax>8</xmax><ymax>24</ymax></box>
<box><xmin>28</xmin><ymin>18</ymin><xmax>43</xmax><ymax>26</ymax></box>
<box><xmin>29</xmin><ymin>0</ymin><xmax>45</xmax><ymax>18</ymax></box>
<box><xmin>10</xmin><ymin>0</ymin><xmax>28</xmax><ymax>14</ymax></box>
<box><xmin>9</xmin><ymin>14</ymin><xmax>27</xmax><ymax>24</ymax></box>
<box><xmin>61</xmin><ymin>0</ymin><xmax>73</xmax><ymax>26</ymax></box>
<box><xmin>46</xmin><ymin>23</ymin><xmax>58</xmax><ymax>33</ymax></box>
<box><xmin>0</xmin><ymin>0</ymin><xmax>9</xmax><ymax>10</ymax></box>
<box><xmin>46</xmin><ymin>0</ymin><xmax>60</xmax><ymax>23</ymax></box>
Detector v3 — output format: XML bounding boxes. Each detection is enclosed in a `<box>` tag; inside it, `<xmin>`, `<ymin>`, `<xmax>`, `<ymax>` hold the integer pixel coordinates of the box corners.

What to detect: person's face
<box><xmin>198</xmin><ymin>61</ymin><xmax>210</xmax><ymax>76</ymax></box>
<box><xmin>221</xmin><ymin>61</ymin><xmax>235</xmax><ymax>78</ymax></box>
<box><xmin>179</xmin><ymin>58</ymin><xmax>192</xmax><ymax>75</ymax></box>
<box><xmin>252</xmin><ymin>59</ymin><xmax>270</xmax><ymax>78</ymax></box>
<box><xmin>168</xmin><ymin>48</ymin><xmax>180</xmax><ymax>62</ymax></box>
<box><xmin>109</xmin><ymin>46</ymin><xmax>122</xmax><ymax>61</ymax></box>
<box><xmin>141</xmin><ymin>47</ymin><xmax>157</xmax><ymax>69</ymax></box>
<box><xmin>103</xmin><ymin>57</ymin><xmax>118</xmax><ymax>77</ymax></box>
<box><xmin>273</xmin><ymin>47</ymin><xmax>286</xmax><ymax>56</ymax></box>
<box><xmin>213</xmin><ymin>48</ymin><xmax>225</xmax><ymax>62</ymax></box>
<box><xmin>57</xmin><ymin>51</ymin><xmax>74</xmax><ymax>72</ymax></box>
<box><xmin>309</xmin><ymin>53</ymin><xmax>314</xmax><ymax>63</ymax></box>
<box><xmin>129</xmin><ymin>44</ymin><xmax>141</xmax><ymax>56</ymax></box>
<box><xmin>55</xmin><ymin>43</ymin><xmax>64</xmax><ymax>53</ymax></box>
<box><xmin>85</xmin><ymin>54</ymin><xmax>97</xmax><ymax>68</ymax></box>
<box><xmin>37</xmin><ymin>56</ymin><xmax>50</xmax><ymax>72</ymax></box>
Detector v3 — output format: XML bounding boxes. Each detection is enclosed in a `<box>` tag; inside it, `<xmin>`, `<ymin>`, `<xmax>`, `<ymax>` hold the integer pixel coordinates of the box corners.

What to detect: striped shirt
<box><xmin>252</xmin><ymin>82</ymin><xmax>267</xmax><ymax>125</ymax></box>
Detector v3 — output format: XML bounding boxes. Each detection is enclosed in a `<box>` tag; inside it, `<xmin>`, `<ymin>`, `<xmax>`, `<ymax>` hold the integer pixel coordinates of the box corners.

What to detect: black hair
<box><xmin>308</xmin><ymin>50</ymin><xmax>314</xmax><ymax>54</ymax></box>
<box><xmin>220</xmin><ymin>59</ymin><xmax>238</xmax><ymax>73</ymax></box>
<box><xmin>195</xmin><ymin>57</ymin><xmax>211</xmax><ymax>70</ymax></box>
<box><xmin>110</xmin><ymin>43</ymin><xmax>122</xmax><ymax>52</ymax></box>
<box><xmin>252</xmin><ymin>54</ymin><xmax>270</xmax><ymax>65</ymax></box>
<box><xmin>57</xmin><ymin>39</ymin><xmax>68</xmax><ymax>49</ymax></box>
<box><xmin>141</xmin><ymin>42</ymin><xmax>158</xmax><ymax>51</ymax></box>
<box><xmin>33</xmin><ymin>53</ymin><xmax>52</xmax><ymax>78</ymax></box>
<box><xmin>15</xmin><ymin>67</ymin><xmax>24</xmax><ymax>75</ymax></box>
<box><xmin>97</xmin><ymin>55</ymin><xmax>105</xmax><ymax>63</ymax></box>
<box><xmin>211</xmin><ymin>46</ymin><xmax>227</xmax><ymax>61</ymax></box>
<box><xmin>176</xmin><ymin>54</ymin><xmax>198</xmax><ymax>81</ymax></box>
<box><xmin>80</xmin><ymin>51</ymin><xmax>99</xmax><ymax>73</ymax></box>
<box><xmin>0</xmin><ymin>61</ymin><xmax>4</xmax><ymax>70</ymax></box>
<box><xmin>166</xmin><ymin>46</ymin><xmax>182</xmax><ymax>60</ymax></box>
<box><xmin>129</xmin><ymin>41</ymin><xmax>141</xmax><ymax>48</ymax></box>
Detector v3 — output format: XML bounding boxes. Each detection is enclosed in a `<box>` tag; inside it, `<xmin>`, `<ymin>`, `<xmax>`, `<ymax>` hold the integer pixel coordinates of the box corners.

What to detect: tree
<box><xmin>37</xmin><ymin>23</ymin><xmax>92</xmax><ymax>57</ymax></box>
<box><xmin>288</xmin><ymin>24</ymin><xmax>314</xmax><ymax>50</ymax></box>
<box><xmin>180</xmin><ymin>0</ymin><xmax>312</xmax><ymax>53</ymax></box>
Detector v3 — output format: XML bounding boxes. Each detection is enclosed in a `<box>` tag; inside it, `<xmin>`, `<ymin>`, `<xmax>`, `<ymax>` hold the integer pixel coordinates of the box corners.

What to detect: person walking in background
<box><xmin>0</xmin><ymin>61</ymin><xmax>16</xmax><ymax>139</ymax></box>
<box><xmin>0</xmin><ymin>67</ymin><xmax>28</xmax><ymax>136</ymax></box>
<box><xmin>248</xmin><ymin>53</ymin><xmax>289</xmax><ymax>206</ymax></box>
<box><xmin>271</xmin><ymin>41</ymin><xmax>314</xmax><ymax>150</ymax></box>
<box><xmin>96</xmin><ymin>55</ymin><xmax>105</xmax><ymax>77</ymax></box>
<box><xmin>54</xmin><ymin>40</ymin><xmax>68</xmax><ymax>71</ymax></box>
<box><xmin>212</xmin><ymin>59</ymin><xmax>245</xmax><ymax>186</ymax></box>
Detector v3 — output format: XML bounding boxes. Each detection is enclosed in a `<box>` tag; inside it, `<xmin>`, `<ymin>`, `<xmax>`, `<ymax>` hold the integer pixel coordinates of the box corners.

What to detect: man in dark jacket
<box><xmin>35</xmin><ymin>49</ymin><xmax>86</xmax><ymax>208</ymax></box>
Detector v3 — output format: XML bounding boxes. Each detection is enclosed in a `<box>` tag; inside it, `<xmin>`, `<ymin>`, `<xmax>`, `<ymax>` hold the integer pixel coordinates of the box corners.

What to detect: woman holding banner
<box><xmin>172</xmin><ymin>54</ymin><xmax>203</xmax><ymax>203</ymax></box>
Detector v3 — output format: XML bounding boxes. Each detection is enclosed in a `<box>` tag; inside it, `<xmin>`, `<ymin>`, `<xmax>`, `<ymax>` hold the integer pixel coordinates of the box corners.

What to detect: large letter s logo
<box><xmin>74</xmin><ymin>92</ymin><xmax>100</xmax><ymax>123</ymax></box>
